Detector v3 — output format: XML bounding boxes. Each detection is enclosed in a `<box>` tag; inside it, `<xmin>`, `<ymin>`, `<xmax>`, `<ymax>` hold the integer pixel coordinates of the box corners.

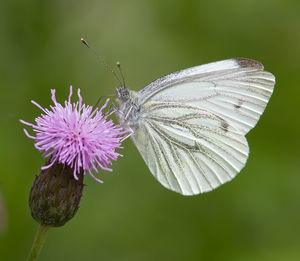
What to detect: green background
<box><xmin>1</xmin><ymin>0</ymin><xmax>300</xmax><ymax>260</ymax></box>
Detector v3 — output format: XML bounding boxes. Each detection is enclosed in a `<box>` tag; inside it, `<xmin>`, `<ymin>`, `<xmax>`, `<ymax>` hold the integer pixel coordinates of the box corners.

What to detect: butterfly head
<box><xmin>115</xmin><ymin>86</ymin><xmax>130</xmax><ymax>103</ymax></box>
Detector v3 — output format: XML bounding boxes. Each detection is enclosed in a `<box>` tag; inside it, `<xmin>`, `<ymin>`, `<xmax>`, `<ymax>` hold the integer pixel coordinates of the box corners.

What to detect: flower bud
<box><xmin>29</xmin><ymin>161</ymin><xmax>84</xmax><ymax>227</ymax></box>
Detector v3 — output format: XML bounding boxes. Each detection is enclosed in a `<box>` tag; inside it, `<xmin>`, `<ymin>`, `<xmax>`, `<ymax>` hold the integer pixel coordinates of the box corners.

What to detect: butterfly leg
<box><xmin>105</xmin><ymin>102</ymin><xmax>119</xmax><ymax>117</ymax></box>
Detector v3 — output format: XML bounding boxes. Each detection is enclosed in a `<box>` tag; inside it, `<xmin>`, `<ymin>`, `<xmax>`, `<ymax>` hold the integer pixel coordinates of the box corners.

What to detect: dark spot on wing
<box><xmin>235</xmin><ymin>58</ymin><xmax>264</xmax><ymax>70</ymax></box>
<box><xmin>234</xmin><ymin>99</ymin><xmax>244</xmax><ymax>109</ymax></box>
<box><xmin>221</xmin><ymin>120</ymin><xmax>229</xmax><ymax>132</ymax></box>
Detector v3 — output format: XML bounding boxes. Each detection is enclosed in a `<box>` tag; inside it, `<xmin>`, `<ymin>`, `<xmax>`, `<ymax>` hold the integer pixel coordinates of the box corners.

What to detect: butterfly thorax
<box><xmin>115</xmin><ymin>86</ymin><xmax>140</xmax><ymax>131</ymax></box>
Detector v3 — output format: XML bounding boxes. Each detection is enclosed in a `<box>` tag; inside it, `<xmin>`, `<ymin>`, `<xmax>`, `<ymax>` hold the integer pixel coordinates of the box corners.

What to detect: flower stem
<box><xmin>27</xmin><ymin>225</ymin><xmax>50</xmax><ymax>261</ymax></box>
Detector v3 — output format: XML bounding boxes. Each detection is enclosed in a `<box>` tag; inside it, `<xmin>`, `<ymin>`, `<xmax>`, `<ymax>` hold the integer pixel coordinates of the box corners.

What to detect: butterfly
<box><xmin>115</xmin><ymin>58</ymin><xmax>275</xmax><ymax>195</ymax></box>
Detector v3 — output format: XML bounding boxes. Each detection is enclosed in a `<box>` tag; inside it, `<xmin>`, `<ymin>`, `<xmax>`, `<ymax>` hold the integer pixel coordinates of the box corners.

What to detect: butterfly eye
<box><xmin>122</xmin><ymin>89</ymin><xmax>129</xmax><ymax>98</ymax></box>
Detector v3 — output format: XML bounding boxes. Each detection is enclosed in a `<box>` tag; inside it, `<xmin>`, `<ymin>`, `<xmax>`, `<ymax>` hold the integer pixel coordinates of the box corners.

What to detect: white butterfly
<box><xmin>115</xmin><ymin>58</ymin><xmax>275</xmax><ymax>195</ymax></box>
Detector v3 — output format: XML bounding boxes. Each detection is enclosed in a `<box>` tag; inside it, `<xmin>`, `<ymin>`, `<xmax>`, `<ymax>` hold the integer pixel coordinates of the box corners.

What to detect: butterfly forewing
<box><xmin>138</xmin><ymin>58</ymin><xmax>275</xmax><ymax>135</ymax></box>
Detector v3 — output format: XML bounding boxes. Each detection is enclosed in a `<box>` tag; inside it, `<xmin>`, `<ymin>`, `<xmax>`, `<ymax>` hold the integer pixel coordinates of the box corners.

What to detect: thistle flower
<box><xmin>22</xmin><ymin>86</ymin><xmax>128</xmax><ymax>231</ymax></box>
<box><xmin>21</xmin><ymin>86</ymin><xmax>128</xmax><ymax>183</ymax></box>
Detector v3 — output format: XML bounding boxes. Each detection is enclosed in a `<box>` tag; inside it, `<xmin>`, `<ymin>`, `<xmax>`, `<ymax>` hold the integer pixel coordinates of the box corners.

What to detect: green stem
<box><xmin>27</xmin><ymin>225</ymin><xmax>50</xmax><ymax>261</ymax></box>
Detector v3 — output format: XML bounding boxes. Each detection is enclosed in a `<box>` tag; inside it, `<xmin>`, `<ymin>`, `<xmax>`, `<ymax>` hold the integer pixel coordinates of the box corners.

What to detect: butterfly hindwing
<box><xmin>131</xmin><ymin>102</ymin><xmax>249</xmax><ymax>195</ymax></box>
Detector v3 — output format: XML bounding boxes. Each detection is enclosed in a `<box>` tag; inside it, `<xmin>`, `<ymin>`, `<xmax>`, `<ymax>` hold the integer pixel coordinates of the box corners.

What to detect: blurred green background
<box><xmin>1</xmin><ymin>0</ymin><xmax>300</xmax><ymax>260</ymax></box>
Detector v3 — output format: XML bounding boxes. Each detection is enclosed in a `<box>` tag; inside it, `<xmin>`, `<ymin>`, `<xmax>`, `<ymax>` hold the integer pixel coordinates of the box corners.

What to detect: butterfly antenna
<box><xmin>80</xmin><ymin>38</ymin><xmax>122</xmax><ymax>86</ymax></box>
<box><xmin>116</xmin><ymin>61</ymin><xmax>126</xmax><ymax>88</ymax></box>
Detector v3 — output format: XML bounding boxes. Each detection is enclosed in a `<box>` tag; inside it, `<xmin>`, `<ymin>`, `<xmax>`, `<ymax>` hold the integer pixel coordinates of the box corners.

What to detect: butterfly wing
<box><xmin>138</xmin><ymin>58</ymin><xmax>275</xmax><ymax>135</ymax></box>
<box><xmin>131</xmin><ymin>103</ymin><xmax>249</xmax><ymax>195</ymax></box>
<box><xmin>128</xmin><ymin>58</ymin><xmax>274</xmax><ymax>195</ymax></box>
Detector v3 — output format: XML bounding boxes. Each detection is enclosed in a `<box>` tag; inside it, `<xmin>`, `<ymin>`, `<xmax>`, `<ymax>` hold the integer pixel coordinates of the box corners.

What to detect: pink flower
<box><xmin>21</xmin><ymin>86</ymin><xmax>128</xmax><ymax>182</ymax></box>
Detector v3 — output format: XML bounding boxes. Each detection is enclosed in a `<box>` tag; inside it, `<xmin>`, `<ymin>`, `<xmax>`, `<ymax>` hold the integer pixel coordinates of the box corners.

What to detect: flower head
<box><xmin>21</xmin><ymin>86</ymin><xmax>128</xmax><ymax>182</ymax></box>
